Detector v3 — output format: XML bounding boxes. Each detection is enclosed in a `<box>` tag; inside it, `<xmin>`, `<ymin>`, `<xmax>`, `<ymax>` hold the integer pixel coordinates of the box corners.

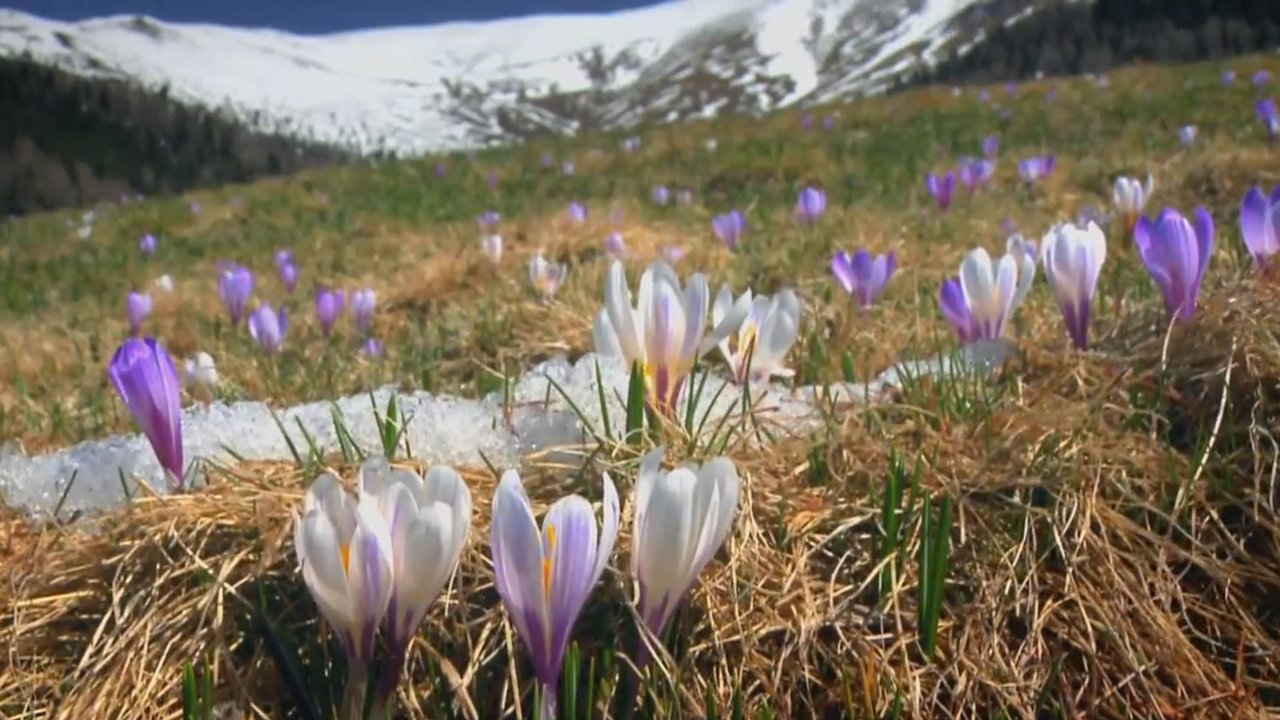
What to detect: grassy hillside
<box><xmin>2</xmin><ymin>54</ymin><xmax>1280</xmax><ymax>719</ymax></box>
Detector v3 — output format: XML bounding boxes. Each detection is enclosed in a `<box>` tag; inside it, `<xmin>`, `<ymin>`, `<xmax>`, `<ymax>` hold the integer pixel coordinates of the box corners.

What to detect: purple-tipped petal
<box><xmin>109</xmin><ymin>338</ymin><xmax>184</xmax><ymax>486</ymax></box>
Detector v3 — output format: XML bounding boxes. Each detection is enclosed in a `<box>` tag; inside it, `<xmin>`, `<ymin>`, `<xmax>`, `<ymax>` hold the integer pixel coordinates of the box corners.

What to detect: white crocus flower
<box><xmin>592</xmin><ymin>260</ymin><xmax>749</xmax><ymax>415</ymax></box>
<box><xmin>293</xmin><ymin>474</ymin><xmax>395</xmax><ymax>667</ymax></box>
<box><xmin>482</xmin><ymin>234</ymin><xmax>503</xmax><ymax>267</ymax></box>
<box><xmin>357</xmin><ymin>457</ymin><xmax>472</xmax><ymax>656</ymax></box>
<box><xmin>631</xmin><ymin>447</ymin><xmax>740</xmax><ymax>659</ymax></box>
<box><xmin>1041</xmin><ymin>221</ymin><xmax>1107</xmax><ymax>350</ymax></box>
<box><xmin>712</xmin><ymin>285</ymin><xmax>801</xmax><ymax>385</ymax></box>
<box><xmin>183</xmin><ymin>352</ymin><xmax>218</xmax><ymax>388</ymax></box>
<box><xmin>1113</xmin><ymin>174</ymin><xmax>1154</xmax><ymax>230</ymax></box>
<box><xmin>959</xmin><ymin>245</ymin><xmax>1036</xmax><ymax>341</ymax></box>
<box><xmin>529</xmin><ymin>252</ymin><xmax>567</xmax><ymax>300</ymax></box>
<box><xmin>154</xmin><ymin>274</ymin><xmax>175</xmax><ymax>293</ymax></box>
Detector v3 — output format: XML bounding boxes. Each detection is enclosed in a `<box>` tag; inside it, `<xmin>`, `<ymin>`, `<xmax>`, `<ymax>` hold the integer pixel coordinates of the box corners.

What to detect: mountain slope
<box><xmin>0</xmin><ymin>0</ymin><xmax>1056</xmax><ymax>155</ymax></box>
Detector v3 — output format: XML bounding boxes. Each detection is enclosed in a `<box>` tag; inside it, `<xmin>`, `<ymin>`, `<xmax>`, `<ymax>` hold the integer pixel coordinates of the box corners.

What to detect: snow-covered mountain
<box><xmin>0</xmin><ymin>0</ymin><xmax>1062</xmax><ymax>156</ymax></box>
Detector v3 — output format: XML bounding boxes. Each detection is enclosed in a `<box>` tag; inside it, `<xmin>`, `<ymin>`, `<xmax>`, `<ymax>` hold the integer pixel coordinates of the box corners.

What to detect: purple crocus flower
<box><xmin>712</xmin><ymin>210</ymin><xmax>746</xmax><ymax>251</ymax></box>
<box><xmin>800</xmin><ymin>112</ymin><xmax>814</xmax><ymax>131</ymax></box>
<box><xmin>604</xmin><ymin>232</ymin><xmax>626</xmax><ymax>258</ymax></box>
<box><xmin>1134</xmin><ymin>207</ymin><xmax>1214</xmax><ymax>322</ymax></box>
<box><xmin>661</xmin><ymin>245</ymin><xmax>686</xmax><ymax>264</ymax></box>
<box><xmin>822</xmin><ymin>113</ymin><xmax>837</xmax><ymax>131</ymax></box>
<box><xmin>562</xmin><ymin>161</ymin><xmax>576</xmax><ymax>176</ymax></box>
<box><xmin>831</xmin><ymin>249</ymin><xmax>896</xmax><ymax>309</ymax></box>
<box><xmin>248</xmin><ymin>304</ymin><xmax>288</xmax><ymax>353</ymax></box>
<box><xmin>959</xmin><ymin>158</ymin><xmax>995</xmax><ymax>193</ymax></box>
<box><xmin>139</xmin><ymin>233</ymin><xmax>157</xmax><ymax>256</ymax></box>
<box><xmin>540</xmin><ymin>151</ymin><xmax>554</xmax><ymax>169</ymax></box>
<box><xmin>315</xmin><ymin>288</ymin><xmax>345</xmax><ymax>337</ymax></box>
<box><xmin>1240</xmin><ymin>185</ymin><xmax>1280</xmax><ymax>268</ymax></box>
<box><xmin>109</xmin><ymin>337</ymin><xmax>184</xmax><ymax>487</ymax></box>
<box><xmin>982</xmin><ymin>134</ymin><xmax>999</xmax><ymax>159</ymax></box>
<box><xmin>568</xmin><ymin>201</ymin><xmax>587</xmax><ymax>223</ymax></box>
<box><xmin>189</xmin><ymin>200</ymin><xmax>202</xmax><ymax>215</ymax></box>
<box><xmin>217</xmin><ymin>265</ymin><xmax>254</xmax><ymax>325</ymax></box>
<box><xmin>490</xmin><ymin>470</ymin><xmax>618</xmax><ymax>720</ymax></box>
<box><xmin>1257</xmin><ymin>99</ymin><xmax>1279</xmax><ymax>138</ymax></box>
<box><xmin>351</xmin><ymin>289</ymin><xmax>377</xmax><ymax>333</ymax></box>
<box><xmin>939</xmin><ymin>278</ymin><xmax>978</xmax><ymax>344</ymax></box>
<box><xmin>794</xmin><ymin>187</ymin><xmax>826</xmax><ymax>222</ymax></box>
<box><xmin>477</xmin><ymin>211</ymin><xmax>501</xmax><ymax>232</ymax></box>
<box><xmin>926</xmin><ymin>171</ymin><xmax>956</xmax><ymax>211</ymax></box>
<box><xmin>1178</xmin><ymin>125</ymin><xmax>1197</xmax><ymax>148</ymax></box>
<box><xmin>360</xmin><ymin>337</ymin><xmax>385</xmax><ymax>358</ymax></box>
<box><xmin>1223</xmin><ymin>69</ymin><xmax>1237</xmax><ymax>86</ymax></box>
<box><xmin>1018</xmin><ymin>155</ymin><xmax>1056</xmax><ymax>183</ymax></box>
<box><xmin>1253</xmin><ymin>70</ymin><xmax>1272</xmax><ymax>88</ymax></box>
<box><xmin>274</xmin><ymin>249</ymin><xmax>293</xmax><ymax>269</ymax></box>
<box><xmin>278</xmin><ymin>262</ymin><xmax>298</xmax><ymax>293</ymax></box>
<box><xmin>652</xmin><ymin>185</ymin><xmax>671</xmax><ymax>206</ymax></box>
<box><xmin>978</xmin><ymin>88</ymin><xmax>991</xmax><ymax>104</ymax></box>
<box><xmin>486</xmin><ymin>172</ymin><xmax>499</xmax><ymax>190</ymax></box>
<box><xmin>434</xmin><ymin>162</ymin><xmax>447</xmax><ymax>179</ymax></box>
<box><xmin>1005</xmin><ymin>82</ymin><xmax>1017</xmax><ymax>96</ymax></box>
<box><xmin>126</xmin><ymin>292</ymin><xmax>153</xmax><ymax>335</ymax></box>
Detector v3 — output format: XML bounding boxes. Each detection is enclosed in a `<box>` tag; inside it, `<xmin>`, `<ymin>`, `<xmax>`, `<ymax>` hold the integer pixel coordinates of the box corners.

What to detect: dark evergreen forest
<box><xmin>912</xmin><ymin>0</ymin><xmax>1280</xmax><ymax>86</ymax></box>
<box><xmin>0</xmin><ymin>53</ymin><xmax>352</xmax><ymax>217</ymax></box>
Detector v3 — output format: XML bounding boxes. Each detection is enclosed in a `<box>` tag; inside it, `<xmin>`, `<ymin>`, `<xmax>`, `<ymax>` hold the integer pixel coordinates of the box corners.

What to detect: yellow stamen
<box><xmin>542</xmin><ymin>525</ymin><xmax>557</xmax><ymax>600</ymax></box>
<box><xmin>340</xmin><ymin>543</ymin><xmax>351</xmax><ymax>573</ymax></box>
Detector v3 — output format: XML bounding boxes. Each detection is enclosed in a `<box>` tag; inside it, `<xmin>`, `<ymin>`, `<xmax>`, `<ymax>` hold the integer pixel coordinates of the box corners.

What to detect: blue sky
<box><xmin>8</xmin><ymin>0</ymin><xmax>666</xmax><ymax>34</ymax></box>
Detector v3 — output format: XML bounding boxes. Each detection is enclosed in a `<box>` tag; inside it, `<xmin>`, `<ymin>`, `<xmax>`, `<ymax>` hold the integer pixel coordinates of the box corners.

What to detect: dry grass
<box><xmin>3</xmin><ymin>279</ymin><xmax>1280</xmax><ymax>718</ymax></box>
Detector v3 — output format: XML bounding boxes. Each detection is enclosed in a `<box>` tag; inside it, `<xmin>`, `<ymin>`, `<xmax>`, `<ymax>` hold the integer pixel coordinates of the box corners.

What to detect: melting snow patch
<box><xmin>0</xmin><ymin>342</ymin><xmax>1012</xmax><ymax>520</ymax></box>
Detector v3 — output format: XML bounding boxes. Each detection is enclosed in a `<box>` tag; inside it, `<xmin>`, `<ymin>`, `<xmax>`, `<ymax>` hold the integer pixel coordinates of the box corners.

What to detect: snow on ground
<box><xmin>0</xmin><ymin>342</ymin><xmax>1013</xmax><ymax>520</ymax></box>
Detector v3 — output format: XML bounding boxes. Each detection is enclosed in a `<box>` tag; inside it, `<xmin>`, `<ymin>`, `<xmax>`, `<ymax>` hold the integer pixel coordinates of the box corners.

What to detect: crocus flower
<box><xmin>794</xmin><ymin>187</ymin><xmax>826</xmax><ymax>223</ymax></box>
<box><xmin>139</xmin><ymin>233</ymin><xmax>157</xmax><ymax>256</ymax></box>
<box><xmin>360</xmin><ymin>337</ymin><xmax>385</xmax><ymax>359</ymax></box>
<box><xmin>1178</xmin><ymin>125</ymin><xmax>1197</xmax><ymax>148</ymax></box>
<box><xmin>1254</xmin><ymin>70</ymin><xmax>1272</xmax><ymax>88</ymax></box>
<box><xmin>184</xmin><ymin>351</ymin><xmax>218</xmax><ymax>388</ymax></box>
<box><xmin>293</xmin><ymin>474</ymin><xmax>395</xmax><ymax>711</ymax></box>
<box><xmin>982</xmin><ymin>134</ymin><xmax>999</xmax><ymax>158</ymax></box>
<box><xmin>1258</xmin><ymin>99</ymin><xmax>1279</xmax><ymax>138</ymax></box>
<box><xmin>652</xmin><ymin>185</ymin><xmax>671</xmax><ymax>206</ymax></box>
<box><xmin>217</xmin><ymin>265</ymin><xmax>254</xmax><ymax>325</ymax></box>
<box><xmin>800</xmin><ymin>113</ymin><xmax>814</xmax><ymax>131</ymax></box>
<box><xmin>938</xmin><ymin>278</ymin><xmax>978</xmax><ymax>344</ymax></box>
<box><xmin>154</xmin><ymin>274</ymin><xmax>174</xmax><ymax>293</ymax></box>
<box><xmin>562</xmin><ymin>161</ymin><xmax>575</xmax><ymax>176</ymax></box>
<box><xmin>926</xmin><ymin>171</ymin><xmax>956</xmax><ymax>211</ymax></box>
<box><xmin>189</xmin><ymin>201</ymin><xmax>202</xmax><ymax>215</ymax></box>
<box><xmin>352</xmin><ymin>289</ymin><xmax>377</xmax><ymax>334</ymax></box>
<box><xmin>477</xmin><ymin>211</ymin><xmax>501</xmax><ymax>232</ymax></box>
<box><xmin>978</xmin><ymin>89</ymin><xmax>991</xmax><ymax>104</ymax></box>
<box><xmin>108</xmin><ymin>337</ymin><xmax>184</xmax><ymax>486</ymax></box>
<box><xmin>434</xmin><ymin>162</ymin><xmax>448</xmax><ymax>178</ymax></box>
<box><xmin>529</xmin><ymin>252</ymin><xmax>568</xmax><ymax>300</ymax></box>
<box><xmin>1113</xmin><ymin>174</ymin><xmax>1154</xmax><ymax>231</ymax></box>
<box><xmin>712</xmin><ymin>210</ymin><xmax>746</xmax><ymax>251</ymax></box>
<box><xmin>77</xmin><ymin>224</ymin><xmax>92</xmax><ymax>241</ymax></box>
<box><xmin>126</xmin><ymin>291</ymin><xmax>152</xmax><ymax>335</ymax></box>
<box><xmin>604</xmin><ymin>232</ymin><xmax>626</xmax><ymax>258</ymax></box>
<box><xmin>279</xmin><ymin>262</ymin><xmax>298</xmax><ymax>293</ymax></box>
<box><xmin>274</xmin><ymin>249</ymin><xmax>294</xmax><ymax>269</ymax></box>
<box><xmin>568</xmin><ymin>201</ymin><xmax>587</xmax><ymax>223</ymax></box>
<box><xmin>315</xmin><ymin>289</ymin><xmax>345</xmax><ymax>337</ymax></box>
<box><xmin>610</xmin><ymin>208</ymin><xmax>626</xmax><ymax>225</ymax></box>
<box><xmin>593</xmin><ymin>260</ymin><xmax>749</xmax><ymax>416</ymax></box>
<box><xmin>357</xmin><ymin>457</ymin><xmax>471</xmax><ymax>659</ymax></box>
<box><xmin>622</xmin><ymin>137</ymin><xmax>641</xmax><ymax>153</ymax></box>
<box><xmin>941</xmin><ymin>245</ymin><xmax>1036</xmax><ymax>343</ymax></box>
<box><xmin>482</xmin><ymin>234</ymin><xmax>504</xmax><ymax>267</ymax></box>
<box><xmin>487</xmin><ymin>172</ymin><xmax>499</xmax><ymax>190</ymax></box>
<box><xmin>712</xmin><ymin>286</ymin><xmax>801</xmax><ymax>385</ymax></box>
<box><xmin>661</xmin><ymin>245</ymin><xmax>686</xmax><ymax>264</ymax></box>
<box><xmin>831</xmin><ymin>249</ymin><xmax>896</xmax><ymax>309</ymax></box>
<box><xmin>540</xmin><ymin>152</ymin><xmax>554</xmax><ymax>169</ymax></box>
<box><xmin>1007</xmin><ymin>233</ymin><xmax>1038</xmax><ymax>265</ymax></box>
<box><xmin>675</xmin><ymin>189</ymin><xmax>693</xmax><ymax>206</ymax></box>
<box><xmin>1241</xmin><ymin>185</ymin><xmax>1280</xmax><ymax>268</ymax></box>
<box><xmin>490</xmin><ymin>470</ymin><xmax>619</xmax><ymax>720</ymax></box>
<box><xmin>1041</xmin><ymin>221</ymin><xmax>1107</xmax><ymax>349</ymax></box>
<box><xmin>248</xmin><ymin>303</ymin><xmax>288</xmax><ymax>354</ymax></box>
<box><xmin>704</xmin><ymin>138</ymin><xmax>718</xmax><ymax>152</ymax></box>
<box><xmin>1223</xmin><ymin>69</ymin><xmax>1237</xmax><ymax>86</ymax></box>
<box><xmin>957</xmin><ymin>158</ymin><xmax>986</xmax><ymax>193</ymax></box>
<box><xmin>631</xmin><ymin>448</ymin><xmax>739</xmax><ymax>661</ymax></box>
<box><xmin>1018</xmin><ymin>155</ymin><xmax>1056</xmax><ymax>183</ymax></box>
<box><xmin>1134</xmin><ymin>207</ymin><xmax>1214</xmax><ymax>322</ymax></box>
